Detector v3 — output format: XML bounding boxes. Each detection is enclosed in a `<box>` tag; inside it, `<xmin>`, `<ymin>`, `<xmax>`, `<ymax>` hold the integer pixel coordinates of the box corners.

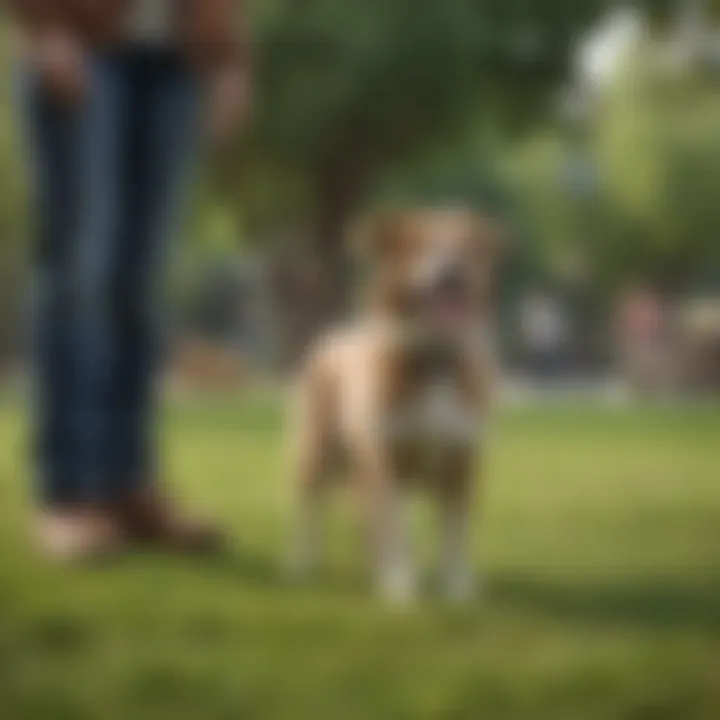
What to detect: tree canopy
<box><xmin>221</xmin><ymin>0</ymin><xmax>608</xmax><ymax>243</ymax></box>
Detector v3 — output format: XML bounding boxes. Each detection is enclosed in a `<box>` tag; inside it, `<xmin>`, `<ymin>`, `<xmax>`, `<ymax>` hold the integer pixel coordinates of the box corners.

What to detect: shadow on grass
<box><xmin>126</xmin><ymin>549</ymin><xmax>720</xmax><ymax>631</ymax></box>
<box><xmin>199</xmin><ymin>552</ymin><xmax>720</xmax><ymax>630</ymax></box>
<box><xmin>491</xmin><ymin>573</ymin><xmax>720</xmax><ymax>633</ymax></box>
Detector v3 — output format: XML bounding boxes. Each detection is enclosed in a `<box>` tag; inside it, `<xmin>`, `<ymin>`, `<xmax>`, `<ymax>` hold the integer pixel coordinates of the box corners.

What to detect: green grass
<box><xmin>1</xmin><ymin>391</ymin><xmax>720</xmax><ymax>719</ymax></box>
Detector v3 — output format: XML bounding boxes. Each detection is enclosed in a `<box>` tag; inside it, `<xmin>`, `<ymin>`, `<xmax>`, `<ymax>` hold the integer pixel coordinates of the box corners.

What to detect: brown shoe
<box><xmin>37</xmin><ymin>507</ymin><xmax>125</xmax><ymax>562</ymax></box>
<box><xmin>115</xmin><ymin>489</ymin><xmax>223</xmax><ymax>554</ymax></box>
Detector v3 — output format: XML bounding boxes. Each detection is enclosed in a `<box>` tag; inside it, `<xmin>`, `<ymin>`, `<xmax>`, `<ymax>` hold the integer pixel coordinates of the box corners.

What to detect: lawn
<box><xmin>0</xmin><ymin>390</ymin><xmax>719</xmax><ymax>719</ymax></box>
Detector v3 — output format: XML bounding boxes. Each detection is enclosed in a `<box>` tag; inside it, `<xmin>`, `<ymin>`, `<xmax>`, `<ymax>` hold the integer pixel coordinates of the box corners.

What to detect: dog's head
<box><xmin>352</xmin><ymin>207</ymin><xmax>504</xmax><ymax>336</ymax></box>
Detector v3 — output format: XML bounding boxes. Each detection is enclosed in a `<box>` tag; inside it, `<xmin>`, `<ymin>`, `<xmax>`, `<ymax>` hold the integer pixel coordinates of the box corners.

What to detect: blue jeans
<box><xmin>20</xmin><ymin>48</ymin><xmax>200</xmax><ymax>506</ymax></box>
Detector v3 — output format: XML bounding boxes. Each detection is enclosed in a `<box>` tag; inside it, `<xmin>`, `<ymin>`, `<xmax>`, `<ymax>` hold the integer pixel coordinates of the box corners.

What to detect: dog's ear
<box><xmin>347</xmin><ymin>211</ymin><xmax>410</xmax><ymax>263</ymax></box>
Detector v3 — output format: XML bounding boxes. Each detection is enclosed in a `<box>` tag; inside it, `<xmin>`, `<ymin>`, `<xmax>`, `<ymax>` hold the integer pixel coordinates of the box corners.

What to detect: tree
<box><xmin>215</xmin><ymin>0</ymin><xmax>609</xmax><ymax>319</ymax></box>
<box><xmin>595</xmin><ymin>40</ymin><xmax>720</xmax><ymax>290</ymax></box>
<box><xmin>505</xmin><ymin>12</ymin><xmax>720</xmax><ymax>301</ymax></box>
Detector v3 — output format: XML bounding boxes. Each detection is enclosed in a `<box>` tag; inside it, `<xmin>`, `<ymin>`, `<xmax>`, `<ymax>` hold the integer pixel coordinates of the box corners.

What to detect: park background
<box><xmin>0</xmin><ymin>1</ymin><xmax>720</xmax><ymax>718</ymax></box>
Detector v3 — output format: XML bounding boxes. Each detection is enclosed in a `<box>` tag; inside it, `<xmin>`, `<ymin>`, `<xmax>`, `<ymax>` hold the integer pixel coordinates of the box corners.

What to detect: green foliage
<box><xmin>4</xmin><ymin>4</ymin><xmax>720</xmax><ymax>348</ymax></box>
<box><xmin>506</xmin><ymin>38</ymin><xmax>720</xmax><ymax>295</ymax></box>
<box><xmin>231</xmin><ymin>0</ymin><xmax>608</xmax><ymax>235</ymax></box>
<box><xmin>596</xmin><ymin>42</ymin><xmax>720</xmax><ymax>288</ymax></box>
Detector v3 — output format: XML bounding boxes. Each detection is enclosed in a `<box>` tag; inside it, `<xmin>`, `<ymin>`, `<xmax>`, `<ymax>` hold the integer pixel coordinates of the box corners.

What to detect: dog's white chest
<box><xmin>387</xmin><ymin>380</ymin><xmax>477</xmax><ymax>447</ymax></box>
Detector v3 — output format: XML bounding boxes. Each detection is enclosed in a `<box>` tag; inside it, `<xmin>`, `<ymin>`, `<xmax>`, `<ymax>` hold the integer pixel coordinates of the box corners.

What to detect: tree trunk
<box><xmin>311</xmin><ymin>160</ymin><xmax>367</xmax><ymax>326</ymax></box>
<box><xmin>264</xmin><ymin>156</ymin><xmax>368</xmax><ymax>372</ymax></box>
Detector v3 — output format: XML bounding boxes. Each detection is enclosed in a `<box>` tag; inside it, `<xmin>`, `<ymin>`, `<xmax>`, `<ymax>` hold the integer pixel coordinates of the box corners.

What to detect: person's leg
<box><xmin>106</xmin><ymin>49</ymin><xmax>200</xmax><ymax>491</ymax></box>
<box><xmin>20</xmin><ymin>73</ymin><xmax>84</xmax><ymax>508</ymax></box>
<box><xmin>104</xmin><ymin>49</ymin><xmax>218</xmax><ymax>548</ymax></box>
<box><xmin>19</xmin><ymin>54</ymin><xmax>129</xmax><ymax>555</ymax></box>
<box><xmin>68</xmin><ymin>57</ymin><xmax>131</xmax><ymax>503</ymax></box>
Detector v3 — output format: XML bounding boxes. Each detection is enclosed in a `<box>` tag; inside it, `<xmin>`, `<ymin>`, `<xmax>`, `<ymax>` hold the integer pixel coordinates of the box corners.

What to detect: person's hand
<box><xmin>206</xmin><ymin>66</ymin><xmax>252</xmax><ymax>145</ymax></box>
<box><xmin>31</xmin><ymin>29</ymin><xmax>88</xmax><ymax>106</ymax></box>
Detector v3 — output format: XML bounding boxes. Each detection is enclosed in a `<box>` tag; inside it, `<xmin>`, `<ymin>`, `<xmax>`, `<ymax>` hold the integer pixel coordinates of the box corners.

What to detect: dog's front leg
<box><xmin>355</xmin><ymin>441</ymin><xmax>416</xmax><ymax>604</ymax></box>
<box><xmin>438</xmin><ymin>448</ymin><xmax>478</xmax><ymax>604</ymax></box>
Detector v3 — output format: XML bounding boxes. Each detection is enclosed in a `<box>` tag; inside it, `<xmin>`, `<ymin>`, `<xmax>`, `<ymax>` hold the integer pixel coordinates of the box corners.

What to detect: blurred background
<box><xmin>0</xmin><ymin>0</ymin><xmax>720</xmax><ymax>394</ymax></box>
<box><xmin>0</xmin><ymin>0</ymin><xmax>719</xmax><ymax>396</ymax></box>
<box><xmin>1</xmin><ymin>3</ymin><xmax>720</xmax><ymax>718</ymax></box>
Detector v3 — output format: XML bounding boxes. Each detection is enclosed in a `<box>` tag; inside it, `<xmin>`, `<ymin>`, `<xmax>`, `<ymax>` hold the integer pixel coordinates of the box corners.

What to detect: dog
<box><xmin>288</xmin><ymin>207</ymin><xmax>503</xmax><ymax>603</ymax></box>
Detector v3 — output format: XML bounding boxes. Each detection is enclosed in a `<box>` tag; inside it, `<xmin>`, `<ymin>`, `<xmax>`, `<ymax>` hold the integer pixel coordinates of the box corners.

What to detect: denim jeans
<box><xmin>19</xmin><ymin>48</ymin><xmax>200</xmax><ymax>506</ymax></box>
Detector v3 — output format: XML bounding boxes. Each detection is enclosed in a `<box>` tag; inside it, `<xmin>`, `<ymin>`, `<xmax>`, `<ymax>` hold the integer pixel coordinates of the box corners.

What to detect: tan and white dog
<box><xmin>288</xmin><ymin>207</ymin><xmax>503</xmax><ymax>603</ymax></box>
